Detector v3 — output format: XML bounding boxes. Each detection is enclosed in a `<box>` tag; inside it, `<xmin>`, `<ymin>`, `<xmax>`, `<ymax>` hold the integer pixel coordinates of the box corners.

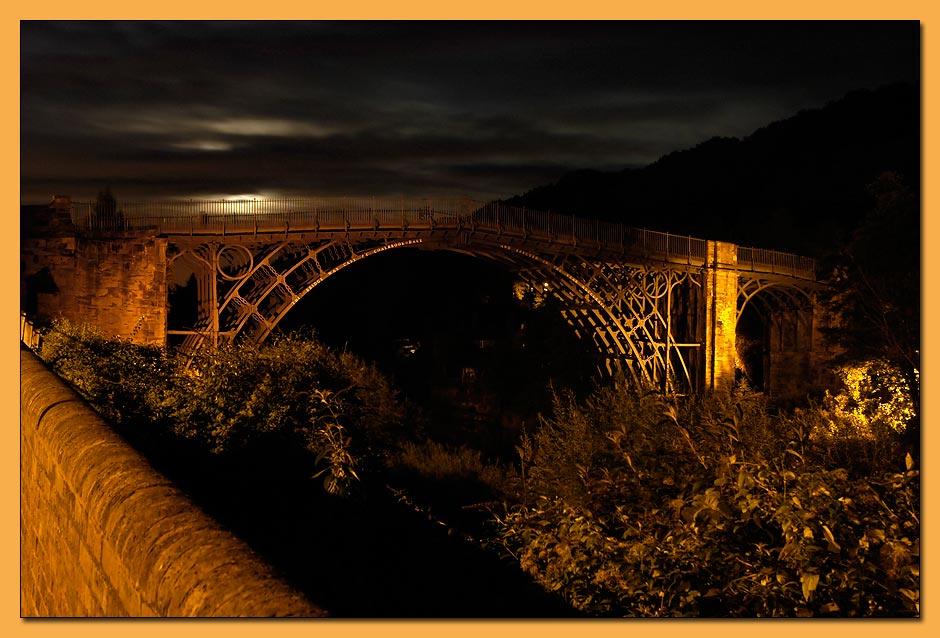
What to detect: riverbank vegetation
<box><xmin>37</xmin><ymin>319</ymin><xmax>918</xmax><ymax>618</ymax></box>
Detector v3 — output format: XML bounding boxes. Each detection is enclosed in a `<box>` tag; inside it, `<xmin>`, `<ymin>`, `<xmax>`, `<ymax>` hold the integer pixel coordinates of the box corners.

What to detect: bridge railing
<box><xmin>69</xmin><ymin>197</ymin><xmax>477</xmax><ymax>234</ymax></box>
<box><xmin>737</xmin><ymin>246</ymin><xmax>816</xmax><ymax>280</ymax></box>
<box><xmin>469</xmin><ymin>202</ymin><xmax>710</xmax><ymax>265</ymax></box>
<box><xmin>68</xmin><ymin>198</ymin><xmax>814</xmax><ymax>280</ymax></box>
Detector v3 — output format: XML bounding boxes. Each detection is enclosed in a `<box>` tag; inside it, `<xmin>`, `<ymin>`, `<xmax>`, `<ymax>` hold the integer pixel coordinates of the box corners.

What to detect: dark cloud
<box><xmin>20</xmin><ymin>20</ymin><xmax>919</xmax><ymax>203</ymax></box>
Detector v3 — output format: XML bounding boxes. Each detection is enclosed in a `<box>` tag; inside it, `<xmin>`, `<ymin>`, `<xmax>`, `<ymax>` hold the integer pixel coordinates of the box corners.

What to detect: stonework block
<box><xmin>82</xmin><ymin>511</ymin><xmax>103</xmax><ymax>564</ymax></box>
<box><xmin>78</xmin><ymin>543</ymin><xmax>99</xmax><ymax>592</ymax></box>
<box><xmin>114</xmin><ymin>567</ymin><xmax>144</xmax><ymax>616</ymax></box>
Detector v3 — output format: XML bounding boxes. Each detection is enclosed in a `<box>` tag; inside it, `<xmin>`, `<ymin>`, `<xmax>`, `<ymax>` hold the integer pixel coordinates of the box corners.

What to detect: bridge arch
<box><xmin>735</xmin><ymin>277</ymin><xmax>817</xmax><ymax>395</ymax></box>
<box><xmin>167</xmin><ymin>234</ymin><xmax>708</xmax><ymax>392</ymax></box>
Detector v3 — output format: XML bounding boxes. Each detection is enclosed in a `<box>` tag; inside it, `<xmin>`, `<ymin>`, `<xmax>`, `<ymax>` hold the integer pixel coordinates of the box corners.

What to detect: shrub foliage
<box><xmin>40</xmin><ymin>320</ymin><xmax>401</xmax><ymax>494</ymax></box>
<box><xmin>494</xmin><ymin>382</ymin><xmax>919</xmax><ymax>617</ymax></box>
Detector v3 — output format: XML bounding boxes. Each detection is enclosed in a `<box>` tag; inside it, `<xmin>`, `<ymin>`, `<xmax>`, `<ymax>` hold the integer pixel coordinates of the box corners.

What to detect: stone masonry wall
<box><xmin>21</xmin><ymin>232</ymin><xmax>168</xmax><ymax>345</ymax></box>
<box><xmin>20</xmin><ymin>348</ymin><xmax>326</xmax><ymax>617</ymax></box>
<box><xmin>703</xmin><ymin>241</ymin><xmax>738</xmax><ymax>392</ymax></box>
<box><xmin>762</xmin><ymin>298</ymin><xmax>841</xmax><ymax>401</ymax></box>
<box><xmin>765</xmin><ymin>308</ymin><xmax>814</xmax><ymax>400</ymax></box>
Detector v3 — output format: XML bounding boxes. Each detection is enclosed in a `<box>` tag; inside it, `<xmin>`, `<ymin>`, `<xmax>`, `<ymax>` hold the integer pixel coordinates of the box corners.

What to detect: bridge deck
<box><xmin>69</xmin><ymin>197</ymin><xmax>816</xmax><ymax>281</ymax></box>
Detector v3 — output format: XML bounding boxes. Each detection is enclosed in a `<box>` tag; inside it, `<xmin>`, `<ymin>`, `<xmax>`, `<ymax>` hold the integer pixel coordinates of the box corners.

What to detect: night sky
<box><xmin>20</xmin><ymin>21</ymin><xmax>919</xmax><ymax>204</ymax></box>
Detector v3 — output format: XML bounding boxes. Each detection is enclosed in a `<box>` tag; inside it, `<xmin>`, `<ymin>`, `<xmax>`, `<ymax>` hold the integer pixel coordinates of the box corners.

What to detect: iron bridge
<box><xmin>71</xmin><ymin>197</ymin><xmax>818</xmax><ymax>393</ymax></box>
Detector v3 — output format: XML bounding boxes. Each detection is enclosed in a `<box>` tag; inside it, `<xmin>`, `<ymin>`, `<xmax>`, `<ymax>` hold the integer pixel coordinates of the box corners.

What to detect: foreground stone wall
<box><xmin>20</xmin><ymin>348</ymin><xmax>326</xmax><ymax>617</ymax></box>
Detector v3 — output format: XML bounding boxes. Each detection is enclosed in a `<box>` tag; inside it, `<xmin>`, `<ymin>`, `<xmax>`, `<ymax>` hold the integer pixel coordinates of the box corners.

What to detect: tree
<box><xmin>819</xmin><ymin>172</ymin><xmax>920</xmax><ymax>446</ymax></box>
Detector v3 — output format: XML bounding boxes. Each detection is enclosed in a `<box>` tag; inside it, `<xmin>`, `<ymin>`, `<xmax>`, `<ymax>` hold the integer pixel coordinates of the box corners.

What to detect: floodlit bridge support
<box><xmin>21</xmin><ymin>196</ymin><xmax>822</xmax><ymax>396</ymax></box>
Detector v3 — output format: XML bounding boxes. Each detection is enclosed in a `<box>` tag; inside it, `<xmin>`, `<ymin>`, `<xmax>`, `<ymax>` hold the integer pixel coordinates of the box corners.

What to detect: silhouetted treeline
<box><xmin>505</xmin><ymin>83</ymin><xmax>919</xmax><ymax>257</ymax></box>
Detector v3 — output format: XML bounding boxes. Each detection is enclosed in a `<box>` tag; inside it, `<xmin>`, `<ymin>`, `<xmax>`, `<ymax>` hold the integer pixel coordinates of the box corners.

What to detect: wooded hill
<box><xmin>505</xmin><ymin>83</ymin><xmax>919</xmax><ymax>258</ymax></box>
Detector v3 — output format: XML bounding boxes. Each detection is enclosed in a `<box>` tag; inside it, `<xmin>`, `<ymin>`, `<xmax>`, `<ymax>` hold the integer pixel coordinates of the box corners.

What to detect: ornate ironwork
<box><xmin>502</xmin><ymin>249</ymin><xmax>705</xmax><ymax>391</ymax></box>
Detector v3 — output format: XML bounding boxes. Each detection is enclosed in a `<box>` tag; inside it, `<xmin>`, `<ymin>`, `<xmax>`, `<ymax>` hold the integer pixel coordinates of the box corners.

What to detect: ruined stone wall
<box><xmin>21</xmin><ymin>232</ymin><xmax>168</xmax><ymax>345</ymax></box>
<box><xmin>20</xmin><ymin>348</ymin><xmax>326</xmax><ymax>617</ymax></box>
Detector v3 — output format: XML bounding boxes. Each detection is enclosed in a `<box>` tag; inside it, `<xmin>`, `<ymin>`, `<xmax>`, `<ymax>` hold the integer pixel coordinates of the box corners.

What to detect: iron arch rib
<box><xmin>170</xmin><ymin>233</ymin><xmax>707</xmax><ymax>392</ymax></box>
<box><xmin>738</xmin><ymin>276</ymin><xmax>815</xmax><ymax>323</ymax></box>
<box><xmin>226</xmin><ymin>237</ymin><xmax>423</xmax><ymax>347</ymax></box>
<box><xmin>254</xmin><ymin>238</ymin><xmax>424</xmax><ymax>344</ymax></box>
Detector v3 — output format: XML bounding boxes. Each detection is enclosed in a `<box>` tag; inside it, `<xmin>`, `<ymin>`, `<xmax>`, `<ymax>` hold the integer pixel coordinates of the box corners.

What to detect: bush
<box><xmin>384</xmin><ymin>439</ymin><xmax>517</xmax><ymax>521</ymax></box>
<box><xmin>40</xmin><ymin>319</ymin><xmax>179</xmax><ymax>432</ymax></box>
<box><xmin>169</xmin><ymin>333</ymin><xmax>401</xmax><ymax>457</ymax></box>
<box><xmin>494</xmin><ymin>379</ymin><xmax>920</xmax><ymax>617</ymax></box>
<box><xmin>39</xmin><ymin>321</ymin><xmax>402</xmax><ymax>495</ymax></box>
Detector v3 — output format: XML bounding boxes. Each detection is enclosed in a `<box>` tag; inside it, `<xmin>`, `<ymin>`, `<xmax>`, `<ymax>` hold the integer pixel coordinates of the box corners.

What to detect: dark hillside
<box><xmin>506</xmin><ymin>83</ymin><xmax>919</xmax><ymax>257</ymax></box>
